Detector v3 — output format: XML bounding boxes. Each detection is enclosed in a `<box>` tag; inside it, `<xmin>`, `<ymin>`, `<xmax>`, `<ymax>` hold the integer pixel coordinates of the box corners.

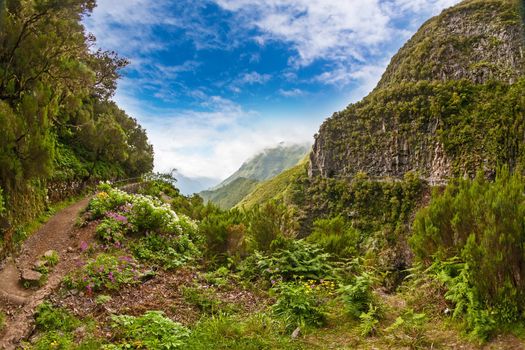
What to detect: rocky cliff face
<box><xmin>310</xmin><ymin>0</ymin><xmax>525</xmax><ymax>184</ymax></box>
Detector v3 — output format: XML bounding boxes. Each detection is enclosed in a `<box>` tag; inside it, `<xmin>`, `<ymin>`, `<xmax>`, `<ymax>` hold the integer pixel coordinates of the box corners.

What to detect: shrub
<box><xmin>410</xmin><ymin>169</ymin><xmax>525</xmax><ymax>339</ymax></box>
<box><xmin>271</xmin><ymin>282</ymin><xmax>327</xmax><ymax>330</ymax></box>
<box><xmin>240</xmin><ymin>239</ymin><xmax>333</xmax><ymax>284</ymax></box>
<box><xmin>131</xmin><ymin>233</ymin><xmax>200</xmax><ymax>269</ymax></box>
<box><xmin>96</xmin><ymin>216</ymin><xmax>127</xmax><ymax>243</ymax></box>
<box><xmin>65</xmin><ymin>254</ymin><xmax>142</xmax><ymax>293</ymax></box>
<box><xmin>385</xmin><ymin>309</ymin><xmax>429</xmax><ymax>349</ymax></box>
<box><xmin>308</xmin><ymin>215</ymin><xmax>360</xmax><ymax>258</ymax></box>
<box><xmin>87</xmin><ymin>188</ymin><xmax>131</xmax><ymax>219</ymax></box>
<box><xmin>182</xmin><ymin>286</ymin><xmax>228</xmax><ymax>314</ymax></box>
<box><xmin>107</xmin><ymin>311</ymin><xmax>190</xmax><ymax>350</ymax></box>
<box><xmin>128</xmin><ymin>195</ymin><xmax>181</xmax><ymax>234</ymax></box>
<box><xmin>35</xmin><ymin>302</ymin><xmax>80</xmax><ymax>332</ymax></box>
<box><xmin>198</xmin><ymin>209</ymin><xmax>246</xmax><ymax>261</ymax></box>
<box><xmin>340</xmin><ymin>272</ymin><xmax>376</xmax><ymax>319</ymax></box>
<box><xmin>247</xmin><ymin>201</ymin><xmax>297</xmax><ymax>252</ymax></box>
<box><xmin>358</xmin><ymin>304</ymin><xmax>381</xmax><ymax>337</ymax></box>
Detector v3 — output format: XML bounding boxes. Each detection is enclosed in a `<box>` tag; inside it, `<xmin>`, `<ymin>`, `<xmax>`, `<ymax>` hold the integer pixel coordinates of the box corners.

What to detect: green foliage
<box><xmin>240</xmin><ymin>239</ymin><xmax>333</xmax><ymax>284</ymax></box>
<box><xmin>385</xmin><ymin>309</ymin><xmax>429</xmax><ymax>349</ymax></box>
<box><xmin>87</xmin><ymin>187</ymin><xmax>131</xmax><ymax>219</ymax></box>
<box><xmin>0</xmin><ymin>0</ymin><xmax>153</xmax><ymax>255</ymax></box>
<box><xmin>182</xmin><ymin>286</ymin><xmax>227</xmax><ymax>314</ymax></box>
<box><xmin>238</xmin><ymin>163</ymin><xmax>307</xmax><ymax>209</ymax></box>
<box><xmin>271</xmin><ymin>282</ymin><xmax>327</xmax><ymax>329</ymax></box>
<box><xmin>65</xmin><ymin>253</ymin><xmax>142</xmax><ymax>293</ymax></box>
<box><xmin>43</xmin><ymin>250</ymin><xmax>59</xmax><ymax>267</ymax></box>
<box><xmin>411</xmin><ymin>169</ymin><xmax>525</xmax><ymax>339</ymax></box>
<box><xmin>358</xmin><ymin>304</ymin><xmax>381</xmax><ymax>337</ymax></box>
<box><xmin>308</xmin><ymin>215</ymin><xmax>359</xmax><ymax>258</ymax></box>
<box><xmin>107</xmin><ymin>311</ymin><xmax>190</xmax><ymax>350</ymax></box>
<box><xmin>131</xmin><ymin>233</ymin><xmax>200</xmax><ymax>270</ymax></box>
<box><xmin>247</xmin><ymin>201</ymin><xmax>298</xmax><ymax>252</ymax></box>
<box><xmin>96</xmin><ymin>217</ymin><xmax>126</xmax><ymax>244</ymax></box>
<box><xmin>35</xmin><ymin>302</ymin><xmax>80</xmax><ymax>333</ymax></box>
<box><xmin>0</xmin><ymin>310</ymin><xmax>5</xmax><ymax>332</ymax></box>
<box><xmin>340</xmin><ymin>272</ymin><xmax>376</xmax><ymax>319</ymax></box>
<box><xmin>183</xmin><ymin>313</ymin><xmax>299</xmax><ymax>350</ymax></box>
<box><xmin>0</xmin><ymin>187</ymin><xmax>5</xmax><ymax>216</ymax></box>
<box><xmin>198</xmin><ymin>208</ymin><xmax>247</xmax><ymax>261</ymax></box>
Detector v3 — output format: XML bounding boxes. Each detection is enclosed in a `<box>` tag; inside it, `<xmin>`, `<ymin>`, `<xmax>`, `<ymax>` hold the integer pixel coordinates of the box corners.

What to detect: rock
<box><xmin>21</xmin><ymin>269</ymin><xmax>42</xmax><ymax>287</ymax></box>
<box><xmin>44</xmin><ymin>250</ymin><xmax>56</xmax><ymax>258</ymax></box>
<box><xmin>34</xmin><ymin>260</ymin><xmax>47</xmax><ymax>269</ymax></box>
<box><xmin>308</xmin><ymin>0</ymin><xmax>525</xmax><ymax>184</ymax></box>
<box><xmin>67</xmin><ymin>246</ymin><xmax>74</xmax><ymax>252</ymax></box>
<box><xmin>291</xmin><ymin>327</ymin><xmax>301</xmax><ymax>339</ymax></box>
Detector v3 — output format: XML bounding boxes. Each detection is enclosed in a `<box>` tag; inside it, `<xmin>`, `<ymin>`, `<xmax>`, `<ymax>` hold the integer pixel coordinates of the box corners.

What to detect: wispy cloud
<box><xmin>278</xmin><ymin>88</ymin><xmax>305</xmax><ymax>97</ymax></box>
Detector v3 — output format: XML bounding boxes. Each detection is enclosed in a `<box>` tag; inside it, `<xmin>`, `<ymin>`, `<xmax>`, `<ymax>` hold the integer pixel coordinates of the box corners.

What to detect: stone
<box><xmin>44</xmin><ymin>250</ymin><xmax>56</xmax><ymax>258</ymax></box>
<box><xmin>291</xmin><ymin>327</ymin><xmax>301</xmax><ymax>339</ymax></box>
<box><xmin>34</xmin><ymin>260</ymin><xmax>47</xmax><ymax>269</ymax></box>
<box><xmin>21</xmin><ymin>269</ymin><xmax>42</xmax><ymax>287</ymax></box>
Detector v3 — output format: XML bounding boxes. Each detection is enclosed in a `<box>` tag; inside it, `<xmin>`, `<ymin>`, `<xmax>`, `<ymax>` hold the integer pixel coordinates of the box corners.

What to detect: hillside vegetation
<box><xmin>200</xmin><ymin>144</ymin><xmax>310</xmax><ymax>208</ymax></box>
<box><xmin>3</xmin><ymin>0</ymin><xmax>525</xmax><ymax>349</ymax></box>
<box><xmin>199</xmin><ymin>177</ymin><xmax>259</xmax><ymax>209</ymax></box>
<box><xmin>0</xmin><ymin>0</ymin><xmax>154</xmax><ymax>258</ymax></box>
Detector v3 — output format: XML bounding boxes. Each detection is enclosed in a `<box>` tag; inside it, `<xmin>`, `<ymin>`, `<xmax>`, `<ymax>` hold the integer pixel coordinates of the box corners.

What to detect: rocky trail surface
<box><xmin>0</xmin><ymin>197</ymin><xmax>93</xmax><ymax>349</ymax></box>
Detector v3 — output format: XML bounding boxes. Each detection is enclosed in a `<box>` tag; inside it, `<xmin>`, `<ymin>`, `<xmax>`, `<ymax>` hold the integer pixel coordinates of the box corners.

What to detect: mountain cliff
<box><xmin>309</xmin><ymin>0</ymin><xmax>525</xmax><ymax>184</ymax></box>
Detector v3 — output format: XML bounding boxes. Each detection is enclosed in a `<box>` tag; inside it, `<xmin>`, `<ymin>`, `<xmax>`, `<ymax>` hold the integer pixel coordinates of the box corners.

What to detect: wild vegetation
<box><xmin>0</xmin><ymin>0</ymin><xmax>154</xmax><ymax>258</ymax></box>
<box><xmin>2</xmin><ymin>0</ymin><xmax>525</xmax><ymax>348</ymax></box>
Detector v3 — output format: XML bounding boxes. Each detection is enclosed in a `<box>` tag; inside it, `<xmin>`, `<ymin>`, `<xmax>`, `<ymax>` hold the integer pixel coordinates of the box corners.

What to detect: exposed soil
<box><xmin>0</xmin><ymin>197</ymin><xmax>94</xmax><ymax>350</ymax></box>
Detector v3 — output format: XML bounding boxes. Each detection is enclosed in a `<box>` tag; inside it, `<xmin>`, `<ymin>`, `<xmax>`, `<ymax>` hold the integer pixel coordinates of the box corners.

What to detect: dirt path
<box><xmin>0</xmin><ymin>197</ymin><xmax>94</xmax><ymax>350</ymax></box>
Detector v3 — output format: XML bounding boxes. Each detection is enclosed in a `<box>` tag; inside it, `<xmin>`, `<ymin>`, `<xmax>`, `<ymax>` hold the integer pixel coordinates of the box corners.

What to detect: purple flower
<box><xmin>80</xmin><ymin>241</ymin><xmax>89</xmax><ymax>252</ymax></box>
<box><xmin>108</xmin><ymin>271</ymin><xmax>115</xmax><ymax>283</ymax></box>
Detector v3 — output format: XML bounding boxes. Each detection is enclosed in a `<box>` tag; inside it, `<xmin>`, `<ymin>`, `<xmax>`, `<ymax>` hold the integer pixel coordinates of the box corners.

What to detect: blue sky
<box><xmin>84</xmin><ymin>0</ymin><xmax>460</xmax><ymax>181</ymax></box>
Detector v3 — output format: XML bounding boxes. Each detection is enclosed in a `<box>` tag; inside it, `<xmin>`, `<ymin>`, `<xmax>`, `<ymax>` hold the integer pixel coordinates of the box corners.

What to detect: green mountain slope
<box><xmin>200</xmin><ymin>143</ymin><xmax>310</xmax><ymax>208</ymax></box>
<box><xmin>237</xmin><ymin>160</ymin><xmax>308</xmax><ymax>209</ymax></box>
<box><xmin>199</xmin><ymin>177</ymin><xmax>259</xmax><ymax>209</ymax></box>
<box><xmin>217</xmin><ymin>143</ymin><xmax>310</xmax><ymax>188</ymax></box>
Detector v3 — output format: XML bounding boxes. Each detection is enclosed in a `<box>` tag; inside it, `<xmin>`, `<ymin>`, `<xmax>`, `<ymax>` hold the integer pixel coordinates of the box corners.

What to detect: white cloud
<box><xmin>278</xmin><ymin>88</ymin><xmax>305</xmax><ymax>97</ymax></box>
<box><xmin>239</xmin><ymin>71</ymin><xmax>272</xmax><ymax>85</ymax></box>
<box><xmin>213</xmin><ymin>0</ymin><xmax>461</xmax><ymax>69</ymax></box>
<box><xmin>125</xmin><ymin>100</ymin><xmax>316</xmax><ymax>180</ymax></box>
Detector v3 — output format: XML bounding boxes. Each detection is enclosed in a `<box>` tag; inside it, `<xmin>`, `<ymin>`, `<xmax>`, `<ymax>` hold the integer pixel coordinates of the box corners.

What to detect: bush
<box><xmin>35</xmin><ymin>302</ymin><xmax>80</xmax><ymax>332</ymax></box>
<box><xmin>65</xmin><ymin>254</ymin><xmax>142</xmax><ymax>293</ymax></box>
<box><xmin>240</xmin><ymin>239</ymin><xmax>333</xmax><ymax>284</ymax></box>
<box><xmin>128</xmin><ymin>195</ymin><xmax>181</xmax><ymax>234</ymax></box>
<box><xmin>96</xmin><ymin>216</ymin><xmax>127</xmax><ymax>243</ymax></box>
<box><xmin>107</xmin><ymin>311</ymin><xmax>190</xmax><ymax>350</ymax></box>
<box><xmin>87</xmin><ymin>188</ymin><xmax>131</xmax><ymax>219</ymax></box>
<box><xmin>385</xmin><ymin>309</ymin><xmax>429</xmax><ymax>349</ymax></box>
<box><xmin>198</xmin><ymin>209</ymin><xmax>246</xmax><ymax>261</ymax></box>
<box><xmin>410</xmin><ymin>169</ymin><xmax>525</xmax><ymax>338</ymax></box>
<box><xmin>247</xmin><ymin>201</ymin><xmax>297</xmax><ymax>252</ymax></box>
<box><xmin>358</xmin><ymin>304</ymin><xmax>381</xmax><ymax>337</ymax></box>
<box><xmin>131</xmin><ymin>233</ymin><xmax>200</xmax><ymax>269</ymax></box>
<box><xmin>271</xmin><ymin>282</ymin><xmax>327</xmax><ymax>330</ymax></box>
<box><xmin>308</xmin><ymin>215</ymin><xmax>360</xmax><ymax>258</ymax></box>
<box><xmin>340</xmin><ymin>272</ymin><xmax>376</xmax><ymax>319</ymax></box>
